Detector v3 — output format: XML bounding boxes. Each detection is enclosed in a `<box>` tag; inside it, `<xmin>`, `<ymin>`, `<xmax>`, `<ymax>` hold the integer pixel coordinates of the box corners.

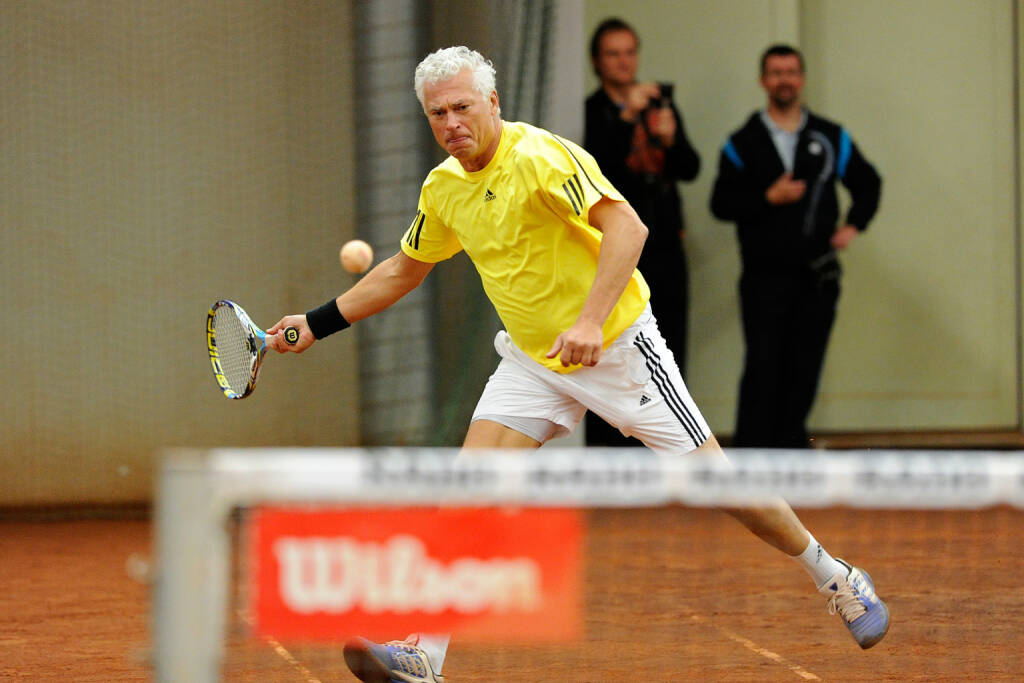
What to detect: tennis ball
<box><xmin>340</xmin><ymin>239</ymin><xmax>373</xmax><ymax>273</ymax></box>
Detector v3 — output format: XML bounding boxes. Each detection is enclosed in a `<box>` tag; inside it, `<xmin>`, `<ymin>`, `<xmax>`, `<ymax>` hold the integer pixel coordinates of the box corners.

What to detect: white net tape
<box><xmin>193</xmin><ymin>447</ymin><xmax>1024</xmax><ymax>510</ymax></box>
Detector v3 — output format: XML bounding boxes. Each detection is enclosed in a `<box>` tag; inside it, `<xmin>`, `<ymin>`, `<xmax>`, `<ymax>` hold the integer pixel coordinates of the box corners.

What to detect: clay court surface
<box><xmin>2</xmin><ymin>506</ymin><xmax>1022</xmax><ymax>681</ymax></box>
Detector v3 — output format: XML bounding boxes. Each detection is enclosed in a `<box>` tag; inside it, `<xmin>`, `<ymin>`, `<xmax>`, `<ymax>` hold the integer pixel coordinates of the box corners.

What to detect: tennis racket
<box><xmin>206</xmin><ymin>299</ymin><xmax>299</xmax><ymax>399</ymax></box>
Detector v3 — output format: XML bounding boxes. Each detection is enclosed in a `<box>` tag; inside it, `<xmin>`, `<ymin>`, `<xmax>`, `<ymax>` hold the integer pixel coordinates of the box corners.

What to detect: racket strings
<box><xmin>212</xmin><ymin>308</ymin><xmax>258</xmax><ymax>394</ymax></box>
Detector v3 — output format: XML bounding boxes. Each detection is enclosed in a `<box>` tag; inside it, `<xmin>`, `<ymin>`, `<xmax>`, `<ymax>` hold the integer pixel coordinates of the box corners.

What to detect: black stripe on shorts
<box><xmin>633</xmin><ymin>332</ymin><xmax>707</xmax><ymax>445</ymax></box>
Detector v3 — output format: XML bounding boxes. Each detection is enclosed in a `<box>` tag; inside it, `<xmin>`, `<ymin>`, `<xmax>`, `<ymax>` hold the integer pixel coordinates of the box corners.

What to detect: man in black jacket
<box><xmin>585</xmin><ymin>17</ymin><xmax>701</xmax><ymax>447</ymax></box>
<box><xmin>710</xmin><ymin>44</ymin><xmax>881</xmax><ymax>448</ymax></box>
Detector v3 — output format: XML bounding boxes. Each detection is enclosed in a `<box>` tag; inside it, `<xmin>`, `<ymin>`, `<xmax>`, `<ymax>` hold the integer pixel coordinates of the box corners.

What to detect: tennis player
<box><xmin>268</xmin><ymin>46</ymin><xmax>889</xmax><ymax>682</ymax></box>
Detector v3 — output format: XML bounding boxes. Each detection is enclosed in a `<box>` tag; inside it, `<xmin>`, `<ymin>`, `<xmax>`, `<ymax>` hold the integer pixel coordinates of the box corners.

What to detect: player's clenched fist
<box><xmin>546</xmin><ymin>319</ymin><xmax>604</xmax><ymax>368</ymax></box>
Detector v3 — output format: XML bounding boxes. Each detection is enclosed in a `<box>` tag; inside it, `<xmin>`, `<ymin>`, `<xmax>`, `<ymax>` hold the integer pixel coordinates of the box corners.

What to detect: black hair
<box><xmin>760</xmin><ymin>44</ymin><xmax>805</xmax><ymax>75</ymax></box>
<box><xmin>589</xmin><ymin>17</ymin><xmax>638</xmax><ymax>61</ymax></box>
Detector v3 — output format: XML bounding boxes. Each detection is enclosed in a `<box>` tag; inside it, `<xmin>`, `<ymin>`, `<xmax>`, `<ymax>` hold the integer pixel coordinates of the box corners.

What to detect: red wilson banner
<box><xmin>247</xmin><ymin>506</ymin><xmax>583</xmax><ymax>642</ymax></box>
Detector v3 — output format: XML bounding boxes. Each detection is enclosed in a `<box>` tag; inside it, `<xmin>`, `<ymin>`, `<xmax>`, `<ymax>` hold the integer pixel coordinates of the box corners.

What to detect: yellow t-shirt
<box><xmin>400</xmin><ymin>120</ymin><xmax>650</xmax><ymax>373</ymax></box>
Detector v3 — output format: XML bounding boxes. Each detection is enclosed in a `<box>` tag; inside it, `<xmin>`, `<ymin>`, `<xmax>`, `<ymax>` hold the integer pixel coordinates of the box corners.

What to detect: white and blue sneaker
<box><xmin>343</xmin><ymin>636</ymin><xmax>445</xmax><ymax>683</ymax></box>
<box><xmin>820</xmin><ymin>559</ymin><xmax>890</xmax><ymax>649</ymax></box>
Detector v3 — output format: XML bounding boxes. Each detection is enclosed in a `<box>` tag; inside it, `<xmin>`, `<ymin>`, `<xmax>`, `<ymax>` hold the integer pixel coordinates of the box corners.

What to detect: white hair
<box><xmin>414</xmin><ymin>46</ymin><xmax>497</xmax><ymax>108</ymax></box>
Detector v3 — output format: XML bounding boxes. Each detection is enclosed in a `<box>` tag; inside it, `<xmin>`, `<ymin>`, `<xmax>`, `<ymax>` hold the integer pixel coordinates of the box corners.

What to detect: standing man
<box><xmin>269</xmin><ymin>46</ymin><xmax>888</xmax><ymax>683</ymax></box>
<box><xmin>710</xmin><ymin>44</ymin><xmax>882</xmax><ymax>448</ymax></box>
<box><xmin>584</xmin><ymin>17</ymin><xmax>701</xmax><ymax>448</ymax></box>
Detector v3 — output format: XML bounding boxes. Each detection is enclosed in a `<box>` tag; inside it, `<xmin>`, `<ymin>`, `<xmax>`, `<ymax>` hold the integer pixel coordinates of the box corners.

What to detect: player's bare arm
<box><xmin>546</xmin><ymin>197</ymin><xmax>647</xmax><ymax>367</ymax></box>
<box><xmin>268</xmin><ymin>252</ymin><xmax>434</xmax><ymax>353</ymax></box>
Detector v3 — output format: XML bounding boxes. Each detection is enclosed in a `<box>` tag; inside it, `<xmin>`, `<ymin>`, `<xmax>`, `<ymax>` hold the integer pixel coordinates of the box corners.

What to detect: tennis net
<box><xmin>153</xmin><ymin>447</ymin><xmax>1024</xmax><ymax>682</ymax></box>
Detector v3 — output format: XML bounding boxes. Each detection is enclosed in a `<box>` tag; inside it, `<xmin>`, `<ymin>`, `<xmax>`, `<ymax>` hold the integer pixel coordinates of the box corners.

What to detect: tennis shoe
<box><xmin>819</xmin><ymin>559</ymin><xmax>890</xmax><ymax>649</ymax></box>
<box><xmin>343</xmin><ymin>635</ymin><xmax>444</xmax><ymax>683</ymax></box>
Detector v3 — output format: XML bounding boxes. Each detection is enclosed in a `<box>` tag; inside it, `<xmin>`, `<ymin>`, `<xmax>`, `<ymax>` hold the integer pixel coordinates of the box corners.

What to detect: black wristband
<box><xmin>305</xmin><ymin>299</ymin><xmax>351</xmax><ymax>339</ymax></box>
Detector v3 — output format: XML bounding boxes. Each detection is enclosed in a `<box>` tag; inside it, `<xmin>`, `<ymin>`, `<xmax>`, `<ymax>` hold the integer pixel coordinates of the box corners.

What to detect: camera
<box><xmin>657</xmin><ymin>82</ymin><xmax>674</xmax><ymax>107</ymax></box>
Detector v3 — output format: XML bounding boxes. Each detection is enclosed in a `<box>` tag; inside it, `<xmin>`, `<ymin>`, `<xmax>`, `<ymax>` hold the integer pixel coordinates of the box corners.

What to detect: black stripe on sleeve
<box><xmin>568</xmin><ymin>173</ymin><xmax>584</xmax><ymax>207</ymax></box>
<box><xmin>412</xmin><ymin>213</ymin><xmax>425</xmax><ymax>249</ymax></box>
<box><xmin>562</xmin><ymin>182</ymin><xmax>581</xmax><ymax>215</ymax></box>
<box><xmin>404</xmin><ymin>210</ymin><xmax>421</xmax><ymax>246</ymax></box>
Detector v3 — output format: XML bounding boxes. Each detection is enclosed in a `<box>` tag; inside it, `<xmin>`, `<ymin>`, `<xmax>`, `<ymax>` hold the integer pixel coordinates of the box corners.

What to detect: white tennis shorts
<box><xmin>471</xmin><ymin>305</ymin><xmax>712</xmax><ymax>455</ymax></box>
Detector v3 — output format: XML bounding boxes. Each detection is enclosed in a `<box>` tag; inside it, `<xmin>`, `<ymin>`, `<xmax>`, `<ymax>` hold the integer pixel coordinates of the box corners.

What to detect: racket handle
<box><xmin>282</xmin><ymin>326</ymin><xmax>300</xmax><ymax>346</ymax></box>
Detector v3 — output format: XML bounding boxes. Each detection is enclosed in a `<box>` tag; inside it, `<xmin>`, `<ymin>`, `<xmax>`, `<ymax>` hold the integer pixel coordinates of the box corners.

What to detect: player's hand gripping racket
<box><xmin>206</xmin><ymin>299</ymin><xmax>299</xmax><ymax>399</ymax></box>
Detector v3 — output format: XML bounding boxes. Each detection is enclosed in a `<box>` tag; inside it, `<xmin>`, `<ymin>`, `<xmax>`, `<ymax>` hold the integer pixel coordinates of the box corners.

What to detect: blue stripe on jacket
<box><xmin>723</xmin><ymin>139</ymin><xmax>744</xmax><ymax>169</ymax></box>
<box><xmin>837</xmin><ymin>128</ymin><xmax>852</xmax><ymax>179</ymax></box>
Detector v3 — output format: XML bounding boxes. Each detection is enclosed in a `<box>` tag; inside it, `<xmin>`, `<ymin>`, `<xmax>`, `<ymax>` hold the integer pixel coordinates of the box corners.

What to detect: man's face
<box><xmin>760</xmin><ymin>54</ymin><xmax>805</xmax><ymax>108</ymax></box>
<box><xmin>423</xmin><ymin>69</ymin><xmax>501</xmax><ymax>170</ymax></box>
<box><xmin>593</xmin><ymin>29</ymin><xmax>638</xmax><ymax>88</ymax></box>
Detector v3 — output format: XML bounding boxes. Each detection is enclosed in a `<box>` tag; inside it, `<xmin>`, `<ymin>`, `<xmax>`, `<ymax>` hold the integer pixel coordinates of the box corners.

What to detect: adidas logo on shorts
<box><xmin>639</xmin><ymin>394</ymin><xmax>651</xmax><ymax>406</ymax></box>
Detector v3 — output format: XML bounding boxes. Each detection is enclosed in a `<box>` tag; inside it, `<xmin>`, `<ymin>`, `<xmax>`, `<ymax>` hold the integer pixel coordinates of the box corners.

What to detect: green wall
<box><xmin>584</xmin><ymin>0</ymin><xmax>1020</xmax><ymax>435</ymax></box>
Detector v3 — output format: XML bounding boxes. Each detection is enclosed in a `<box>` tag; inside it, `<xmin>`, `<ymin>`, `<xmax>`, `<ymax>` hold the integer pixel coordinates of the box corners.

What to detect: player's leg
<box><xmin>463</xmin><ymin>418</ymin><xmax>542</xmax><ymax>447</ymax></box>
<box><xmin>406</xmin><ymin>342</ymin><xmax>578</xmax><ymax>673</ymax></box>
<box><xmin>344</xmin><ymin>432</ymin><xmax>543</xmax><ymax>681</ymax></box>
<box><xmin>695</xmin><ymin>436</ymin><xmax>888</xmax><ymax>647</ymax></box>
<box><xmin>694</xmin><ymin>436</ymin><xmax>811</xmax><ymax>553</ymax></box>
<box><xmin>345</xmin><ymin>335</ymin><xmax>585</xmax><ymax>681</ymax></box>
<box><xmin>572</xmin><ymin>306</ymin><xmax>890</xmax><ymax>648</ymax></box>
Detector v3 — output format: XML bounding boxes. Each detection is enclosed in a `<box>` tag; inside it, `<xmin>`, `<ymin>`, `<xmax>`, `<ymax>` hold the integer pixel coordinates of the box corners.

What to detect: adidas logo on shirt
<box><xmin>484</xmin><ymin>188</ymin><xmax>496</xmax><ymax>202</ymax></box>
<box><xmin>639</xmin><ymin>394</ymin><xmax>651</xmax><ymax>406</ymax></box>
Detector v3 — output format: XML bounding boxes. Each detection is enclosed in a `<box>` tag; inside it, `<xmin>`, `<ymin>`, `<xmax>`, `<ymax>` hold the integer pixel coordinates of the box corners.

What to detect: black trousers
<box><xmin>731</xmin><ymin>261</ymin><xmax>840</xmax><ymax>448</ymax></box>
<box><xmin>585</xmin><ymin>241</ymin><xmax>689</xmax><ymax>448</ymax></box>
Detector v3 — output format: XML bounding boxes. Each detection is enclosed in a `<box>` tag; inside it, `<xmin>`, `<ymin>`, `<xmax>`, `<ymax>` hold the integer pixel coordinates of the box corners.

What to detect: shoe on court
<box><xmin>819</xmin><ymin>559</ymin><xmax>890</xmax><ymax>649</ymax></box>
<box><xmin>343</xmin><ymin>636</ymin><xmax>445</xmax><ymax>683</ymax></box>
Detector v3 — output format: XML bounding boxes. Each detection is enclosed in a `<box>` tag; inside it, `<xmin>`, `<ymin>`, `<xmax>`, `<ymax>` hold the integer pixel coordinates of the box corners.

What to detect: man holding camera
<box><xmin>585</xmin><ymin>17</ymin><xmax>701</xmax><ymax>447</ymax></box>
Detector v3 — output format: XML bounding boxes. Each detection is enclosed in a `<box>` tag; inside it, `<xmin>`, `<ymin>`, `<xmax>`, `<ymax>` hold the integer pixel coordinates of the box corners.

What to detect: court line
<box><xmin>688</xmin><ymin>614</ymin><xmax>822</xmax><ymax>681</ymax></box>
<box><xmin>237</xmin><ymin>611</ymin><xmax>818</xmax><ymax>682</ymax></box>
<box><xmin>261</xmin><ymin>633</ymin><xmax>323</xmax><ymax>683</ymax></box>
<box><xmin>238</xmin><ymin>609</ymin><xmax>323</xmax><ymax>683</ymax></box>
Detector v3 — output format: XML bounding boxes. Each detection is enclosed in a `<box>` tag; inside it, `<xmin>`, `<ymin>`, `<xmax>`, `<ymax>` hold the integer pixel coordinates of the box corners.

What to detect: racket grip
<box><xmin>282</xmin><ymin>326</ymin><xmax>300</xmax><ymax>346</ymax></box>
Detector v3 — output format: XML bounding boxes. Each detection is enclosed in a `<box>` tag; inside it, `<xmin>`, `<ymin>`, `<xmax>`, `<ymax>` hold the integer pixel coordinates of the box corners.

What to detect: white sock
<box><xmin>792</xmin><ymin>533</ymin><xmax>848</xmax><ymax>590</ymax></box>
<box><xmin>412</xmin><ymin>633</ymin><xmax>450</xmax><ymax>674</ymax></box>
